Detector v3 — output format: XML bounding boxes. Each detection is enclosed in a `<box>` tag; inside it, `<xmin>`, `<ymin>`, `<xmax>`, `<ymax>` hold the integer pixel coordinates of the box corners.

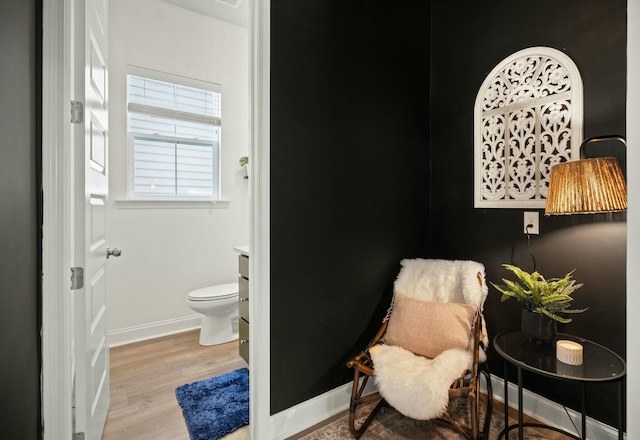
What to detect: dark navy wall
<box><xmin>0</xmin><ymin>0</ymin><xmax>42</xmax><ymax>438</ymax></box>
<box><xmin>430</xmin><ymin>0</ymin><xmax>626</xmax><ymax>428</ymax></box>
<box><xmin>270</xmin><ymin>0</ymin><xmax>431</xmax><ymax>414</ymax></box>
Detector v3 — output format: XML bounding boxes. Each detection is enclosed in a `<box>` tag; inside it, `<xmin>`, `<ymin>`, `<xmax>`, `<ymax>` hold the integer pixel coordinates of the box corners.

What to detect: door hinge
<box><xmin>71</xmin><ymin>100</ymin><xmax>84</xmax><ymax>124</ymax></box>
<box><xmin>71</xmin><ymin>267</ymin><xmax>84</xmax><ymax>290</ymax></box>
<box><xmin>73</xmin><ymin>433</ymin><xmax>85</xmax><ymax>440</ymax></box>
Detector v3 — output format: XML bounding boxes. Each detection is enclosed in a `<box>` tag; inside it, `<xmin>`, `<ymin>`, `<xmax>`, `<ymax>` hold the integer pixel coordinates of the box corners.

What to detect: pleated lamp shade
<box><xmin>545</xmin><ymin>157</ymin><xmax>627</xmax><ymax>215</ymax></box>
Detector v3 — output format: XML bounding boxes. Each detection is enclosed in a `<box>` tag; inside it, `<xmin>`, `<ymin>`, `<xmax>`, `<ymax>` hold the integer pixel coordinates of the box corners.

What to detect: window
<box><xmin>474</xmin><ymin>47</ymin><xmax>583</xmax><ymax>208</ymax></box>
<box><xmin>127</xmin><ymin>67</ymin><xmax>221</xmax><ymax>199</ymax></box>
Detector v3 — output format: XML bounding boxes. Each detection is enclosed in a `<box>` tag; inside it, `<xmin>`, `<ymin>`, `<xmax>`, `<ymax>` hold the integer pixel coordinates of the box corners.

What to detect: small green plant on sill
<box><xmin>239</xmin><ymin>156</ymin><xmax>249</xmax><ymax>167</ymax></box>
<box><xmin>491</xmin><ymin>264</ymin><xmax>588</xmax><ymax>323</ymax></box>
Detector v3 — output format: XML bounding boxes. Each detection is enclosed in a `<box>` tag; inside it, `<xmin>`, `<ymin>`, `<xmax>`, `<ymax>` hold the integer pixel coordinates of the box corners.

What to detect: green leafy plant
<box><xmin>239</xmin><ymin>156</ymin><xmax>249</xmax><ymax>167</ymax></box>
<box><xmin>491</xmin><ymin>264</ymin><xmax>588</xmax><ymax>324</ymax></box>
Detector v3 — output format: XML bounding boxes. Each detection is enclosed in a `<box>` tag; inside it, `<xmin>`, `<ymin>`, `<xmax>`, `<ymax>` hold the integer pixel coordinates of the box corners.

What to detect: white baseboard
<box><xmin>108</xmin><ymin>314</ymin><xmax>202</xmax><ymax>347</ymax></box>
<box><xmin>270</xmin><ymin>382</ymin><xmax>352</xmax><ymax>439</ymax></box>
<box><xmin>269</xmin><ymin>374</ymin><xmax>624</xmax><ymax>440</ymax></box>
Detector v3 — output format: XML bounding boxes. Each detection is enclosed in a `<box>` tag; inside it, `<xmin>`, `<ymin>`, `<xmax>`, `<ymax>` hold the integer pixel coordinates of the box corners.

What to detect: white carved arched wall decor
<box><xmin>474</xmin><ymin>47</ymin><xmax>583</xmax><ymax>208</ymax></box>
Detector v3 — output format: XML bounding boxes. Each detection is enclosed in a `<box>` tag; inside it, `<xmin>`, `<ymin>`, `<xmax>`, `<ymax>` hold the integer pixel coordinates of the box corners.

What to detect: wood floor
<box><xmin>102</xmin><ymin>329</ymin><xmax>248</xmax><ymax>440</ymax></box>
<box><xmin>102</xmin><ymin>330</ymin><xmax>568</xmax><ymax>440</ymax></box>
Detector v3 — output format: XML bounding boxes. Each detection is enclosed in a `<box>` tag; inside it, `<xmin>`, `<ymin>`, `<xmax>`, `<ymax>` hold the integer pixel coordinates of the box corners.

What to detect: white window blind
<box><xmin>127</xmin><ymin>71</ymin><xmax>221</xmax><ymax>198</ymax></box>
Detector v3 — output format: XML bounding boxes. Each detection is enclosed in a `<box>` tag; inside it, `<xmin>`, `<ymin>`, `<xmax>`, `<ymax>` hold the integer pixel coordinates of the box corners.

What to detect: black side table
<box><xmin>493</xmin><ymin>330</ymin><xmax>626</xmax><ymax>440</ymax></box>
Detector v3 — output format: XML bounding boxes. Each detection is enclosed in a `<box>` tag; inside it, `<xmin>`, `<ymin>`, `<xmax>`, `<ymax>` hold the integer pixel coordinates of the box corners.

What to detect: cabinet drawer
<box><xmin>239</xmin><ymin>277</ymin><xmax>249</xmax><ymax>321</ymax></box>
<box><xmin>239</xmin><ymin>254</ymin><xmax>249</xmax><ymax>279</ymax></box>
<box><xmin>239</xmin><ymin>318</ymin><xmax>249</xmax><ymax>363</ymax></box>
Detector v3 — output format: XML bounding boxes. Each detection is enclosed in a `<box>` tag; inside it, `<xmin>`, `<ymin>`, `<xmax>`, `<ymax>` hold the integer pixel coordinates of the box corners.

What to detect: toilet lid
<box><xmin>188</xmin><ymin>282</ymin><xmax>238</xmax><ymax>301</ymax></box>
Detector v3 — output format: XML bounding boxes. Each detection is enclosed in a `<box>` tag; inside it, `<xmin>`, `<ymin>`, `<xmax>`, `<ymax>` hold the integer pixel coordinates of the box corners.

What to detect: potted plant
<box><xmin>491</xmin><ymin>264</ymin><xmax>588</xmax><ymax>341</ymax></box>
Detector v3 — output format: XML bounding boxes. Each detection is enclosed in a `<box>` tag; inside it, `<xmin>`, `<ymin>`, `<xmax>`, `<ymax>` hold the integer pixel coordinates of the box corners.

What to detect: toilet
<box><xmin>187</xmin><ymin>283</ymin><xmax>239</xmax><ymax>346</ymax></box>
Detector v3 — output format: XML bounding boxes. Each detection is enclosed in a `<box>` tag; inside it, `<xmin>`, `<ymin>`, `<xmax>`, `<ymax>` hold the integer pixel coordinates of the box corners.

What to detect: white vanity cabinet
<box><xmin>236</xmin><ymin>247</ymin><xmax>250</xmax><ymax>364</ymax></box>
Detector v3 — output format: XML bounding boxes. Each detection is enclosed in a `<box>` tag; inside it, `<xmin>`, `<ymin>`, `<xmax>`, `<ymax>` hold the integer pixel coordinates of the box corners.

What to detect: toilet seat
<box><xmin>188</xmin><ymin>282</ymin><xmax>238</xmax><ymax>301</ymax></box>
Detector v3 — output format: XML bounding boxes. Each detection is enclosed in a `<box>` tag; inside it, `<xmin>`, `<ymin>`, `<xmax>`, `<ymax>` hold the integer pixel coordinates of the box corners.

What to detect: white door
<box><xmin>73</xmin><ymin>0</ymin><xmax>111</xmax><ymax>439</ymax></box>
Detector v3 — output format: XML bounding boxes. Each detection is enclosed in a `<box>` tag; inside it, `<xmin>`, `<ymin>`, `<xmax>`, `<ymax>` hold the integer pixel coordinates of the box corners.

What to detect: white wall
<box><xmin>107</xmin><ymin>0</ymin><xmax>249</xmax><ymax>339</ymax></box>
<box><xmin>627</xmin><ymin>2</ymin><xmax>639</xmax><ymax>438</ymax></box>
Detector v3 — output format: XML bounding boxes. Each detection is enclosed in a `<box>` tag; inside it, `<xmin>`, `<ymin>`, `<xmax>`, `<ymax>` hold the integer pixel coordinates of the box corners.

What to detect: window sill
<box><xmin>115</xmin><ymin>199</ymin><xmax>230</xmax><ymax>209</ymax></box>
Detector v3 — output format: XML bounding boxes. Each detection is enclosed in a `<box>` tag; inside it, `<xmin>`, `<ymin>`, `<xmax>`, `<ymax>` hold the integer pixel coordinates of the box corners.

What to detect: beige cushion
<box><xmin>384</xmin><ymin>293</ymin><xmax>478</xmax><ymax>359</ymax></box>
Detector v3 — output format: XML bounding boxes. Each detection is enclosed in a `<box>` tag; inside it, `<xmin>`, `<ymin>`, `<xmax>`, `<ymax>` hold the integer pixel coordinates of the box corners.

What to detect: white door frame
<box><xmin>249</xmin><ymin>0</ymin><xmax>272</xmax><ymax>438</ymax></box>
<box><xmin>42</xmin><ymin>0</ymin><xmax>74</xmax><ymax>438</ymax></box>
<box><xmin>627</xmin><ymin>3</ymin><xmax>640</xmax><ymax>439</ymax></box>
<box><xmin>41</xmin><ymin>1</ymin><xmax>273</xmax><ymax>439</ymax></box>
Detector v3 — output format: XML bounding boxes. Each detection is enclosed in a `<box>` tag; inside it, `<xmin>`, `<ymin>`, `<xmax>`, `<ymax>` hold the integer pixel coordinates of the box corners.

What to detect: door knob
<box><xmin>107</xmin><ymin>248</ymin><xmax>122</xmax><ymax>259</ymax></box>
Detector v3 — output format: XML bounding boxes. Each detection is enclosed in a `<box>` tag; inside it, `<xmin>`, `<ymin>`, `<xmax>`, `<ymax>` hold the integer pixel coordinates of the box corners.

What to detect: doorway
<box><xmin>41</xmin><ymin>0</ymin><xmax>271</xmax><ymax>439</ymax></box>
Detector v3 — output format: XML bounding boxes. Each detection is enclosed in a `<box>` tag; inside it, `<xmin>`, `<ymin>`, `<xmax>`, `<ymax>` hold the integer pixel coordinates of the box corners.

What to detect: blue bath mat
<box><xmin>176</xmin><ymin>367</ymin><xmax>249</xmax><ymax>440</ymax></box>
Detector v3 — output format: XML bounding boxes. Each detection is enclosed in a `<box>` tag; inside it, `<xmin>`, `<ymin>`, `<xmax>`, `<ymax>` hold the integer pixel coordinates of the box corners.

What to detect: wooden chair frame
<box><xmin>346</xmin><ymin>277</ymin><xmax>493</xmax><ymax>439</ymax></box>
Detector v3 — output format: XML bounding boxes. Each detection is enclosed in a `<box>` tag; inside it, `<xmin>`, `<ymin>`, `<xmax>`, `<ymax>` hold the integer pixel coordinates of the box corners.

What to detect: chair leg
<box><xmin>469</xmin><ymin>385</ymin><xmax>479</xmax><ymax>439</ymax></box>
<box><xmin>467</xmin><ymin>363</ymin><xmax>495</xmax><ymax>440</ymax></box>
<box><xmin>349</xmin><ymin>396</ymin><xmax>387</xmax><ymax>439</ymax></box>
<box><xmin>348</xmin><ymin>369</ymin><xmax>387</xmax><ymax>439</ymax></box>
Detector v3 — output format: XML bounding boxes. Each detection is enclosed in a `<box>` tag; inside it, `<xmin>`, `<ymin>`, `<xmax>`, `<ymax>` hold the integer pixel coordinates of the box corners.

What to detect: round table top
<box><xmin>493</xmin><ymin>330</ymin><xmax>626</xmax><ymax>382</ymax></box>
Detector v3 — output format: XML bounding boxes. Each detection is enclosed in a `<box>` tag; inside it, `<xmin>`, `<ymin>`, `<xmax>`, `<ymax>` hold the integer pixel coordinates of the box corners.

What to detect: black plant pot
<box><xmin>521</xmin><ymin>309</ymin><xmax>557</xmax><ymax>342</ymax></box>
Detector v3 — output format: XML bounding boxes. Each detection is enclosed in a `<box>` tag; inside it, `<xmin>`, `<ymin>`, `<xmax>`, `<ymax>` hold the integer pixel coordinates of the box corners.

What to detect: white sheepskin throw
<box><xmin>394</xmin><ymin>258</ymin><xmax>488</xmax><ymax>308</ymax></box>
<box><xmin>372</xmin><ymin>258</ymin><xmax>490</xmax><ymax>419</ymax></box>
<box><xmin>370</xmin><ymin>344</ymin><xmax>472</xmax><ymax>420</ymax></box>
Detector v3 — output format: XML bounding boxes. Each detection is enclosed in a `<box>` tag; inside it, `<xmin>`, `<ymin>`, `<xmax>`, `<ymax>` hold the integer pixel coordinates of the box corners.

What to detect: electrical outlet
<box><xmin>523</xmin><ymin>211</ymin><xmax>539</xmax><ymax>235</ymax></box>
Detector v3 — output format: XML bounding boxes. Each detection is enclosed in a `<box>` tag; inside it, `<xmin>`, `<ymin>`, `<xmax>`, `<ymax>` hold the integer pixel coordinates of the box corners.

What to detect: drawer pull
<box><xmin>240</xmin><ymin>297</ymin><xmax>249</xmax><ymax>302</ymax></box>
<box><xmin>240</xmin><ymin>339</ymin><xmax>249</xmax><ymax>344</ymax></box>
